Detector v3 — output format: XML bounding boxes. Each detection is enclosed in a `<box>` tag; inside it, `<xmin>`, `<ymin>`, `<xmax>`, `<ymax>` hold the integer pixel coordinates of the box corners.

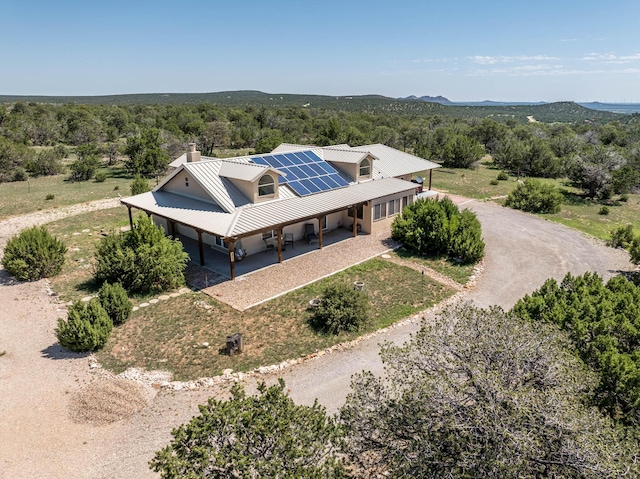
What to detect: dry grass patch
<box><xmin>392</xmin><ymin>249</ymin><xmax>476</xmax><ymax>285</ymax></box>
<box><xmin>0</xmin><ymin>166</ymin><xmax>131</xmax><ymax>220</ymax></box>
<box><xmin>97</xmin><ymin>259</ymin><xmax>455</xmax><ymax>381</ymax></box>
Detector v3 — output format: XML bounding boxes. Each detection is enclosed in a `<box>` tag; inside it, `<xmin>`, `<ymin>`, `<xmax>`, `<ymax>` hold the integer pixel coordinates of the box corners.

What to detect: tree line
<box><xmin>1</xmin><ymin>101</ymin><xmax>640</xmax><ymax>199</ymax></box>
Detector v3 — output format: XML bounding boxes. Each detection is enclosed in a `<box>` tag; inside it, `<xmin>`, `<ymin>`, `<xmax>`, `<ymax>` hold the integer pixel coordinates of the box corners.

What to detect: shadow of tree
<box><xmin>0</xmin><ymin>270</ymin><xmax>19</xmax><ymax>287</ymax></box>
<box><xmin>41</xmin><ymin>343</ymin><xmax>90</xmax><ymax>360</ymax></box>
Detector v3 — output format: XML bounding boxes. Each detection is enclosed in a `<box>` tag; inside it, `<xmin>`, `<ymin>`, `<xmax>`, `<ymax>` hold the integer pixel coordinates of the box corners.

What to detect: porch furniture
<box><xmin>284</xmin><ymin>232</ymin><xmax>294</xmax><ymax>249</ymax></box>
<box><xmin>263</xmin><ymin>238</ymin><xmax>275</xmax><ymax>253</ymax></box>
<box><xmin>304</xmin><ymin>223</ymin><xmax>318</xmax><ymax>244</ymax></box>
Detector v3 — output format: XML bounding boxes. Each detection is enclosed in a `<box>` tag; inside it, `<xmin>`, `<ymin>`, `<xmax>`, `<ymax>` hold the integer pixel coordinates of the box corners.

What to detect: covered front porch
<box><xmin>178</xmin><ymin>226</ymin><xmax>360</xmax><ymax>279</ymax></box>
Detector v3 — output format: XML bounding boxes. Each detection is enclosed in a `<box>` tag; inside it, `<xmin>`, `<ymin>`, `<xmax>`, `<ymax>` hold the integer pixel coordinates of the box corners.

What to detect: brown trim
<box><xmin>277</xmin><ymin>229</ymin><xmax>283</xmax><ymax>263</ymax></box>
<box><xmin>127</xmin><ymin>205</ymin><xmax>133</xmax><ymax>230</ymax></box>
<box><xmin>428</xmin><ymin>169</ymin><xmax>433</xmax><ymax>190</ymax></box>
<box><xmin>228</xmin><ymin>239</ymin><xmax>236</xmax><ymax>280</ymax></box>
<box><xmin>197</xmin><ymin>230</ymin><xmax>204</xmax><ymax>266</ymax></box>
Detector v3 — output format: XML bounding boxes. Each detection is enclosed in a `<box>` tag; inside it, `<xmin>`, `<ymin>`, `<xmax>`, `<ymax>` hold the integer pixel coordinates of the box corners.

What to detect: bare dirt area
<box><xmin>0</xmin><ymin>198</ymin><xmax>635</xmax><ymax>478</ymax></box>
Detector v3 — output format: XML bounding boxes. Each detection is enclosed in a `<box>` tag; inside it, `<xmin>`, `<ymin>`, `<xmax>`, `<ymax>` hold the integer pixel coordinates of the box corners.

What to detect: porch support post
<box><xmin>197</xmin><ymin>230</ymin><xmax>205</xmax><ymax>266</ymax></box>
<box><xmin>428</xmin><ymin>169</ymin><xmax>433</xmax><ymax>190</ymax></box>
<box><xmin>352</xmin><ymin>207</ymin><xmax>358</xmax><ymax>237</ymax></box>
<box><xmin>318</xmin><ymin>216</ymin><xmax>324</xmax><ymax>249</ymax></box>
<box><xmin>277</xmin><ymin>229</ymin><xmax>283</xmax><ymax>263</ymax></box>
<box><xmin>228</xmin><ymin>239</ymin><xmax>236</xmax><ymax>280</ymax></box>
<box><xmin>127</xmin><ymin>205</ymin><xmax>133</xmax><ymax>231</ymax></box>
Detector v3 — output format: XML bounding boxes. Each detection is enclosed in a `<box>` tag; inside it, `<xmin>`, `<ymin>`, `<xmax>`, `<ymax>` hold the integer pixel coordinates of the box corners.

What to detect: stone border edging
<box><xmin>106</xmin><ymin>259</ymin><xmax>485</xmax><ymax>391</ymax></box>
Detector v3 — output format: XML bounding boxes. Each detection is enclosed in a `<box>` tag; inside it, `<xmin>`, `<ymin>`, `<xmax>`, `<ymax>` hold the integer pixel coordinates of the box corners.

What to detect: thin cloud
<box><xmin>582</xmin><ymin>52</ymin><xmax>640</xmax><ymax>63</ymax></box>
<box><xmin>470</xmin><ymin>55</ymin><xmax>560</xmax><ymax>64</ymax></box>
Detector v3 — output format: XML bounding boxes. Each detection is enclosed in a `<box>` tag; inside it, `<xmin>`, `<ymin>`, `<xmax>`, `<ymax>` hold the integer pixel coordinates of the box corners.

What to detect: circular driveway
<box><xmin>0</xmin><ymin>199</ymin><xmax>633</xmax><ymax>478</ymax></box>
<box><xmin>276</xmin><ymin>200</ymin><xmax>632</xmax><ymax>413</ymax></box>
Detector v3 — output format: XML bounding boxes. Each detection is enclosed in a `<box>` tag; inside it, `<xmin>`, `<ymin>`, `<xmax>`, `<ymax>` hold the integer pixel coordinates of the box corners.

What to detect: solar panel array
<box><xmin>251</xmin><ymin>150</ymin><xmax>350</xmax><ymax>196</ymax></box>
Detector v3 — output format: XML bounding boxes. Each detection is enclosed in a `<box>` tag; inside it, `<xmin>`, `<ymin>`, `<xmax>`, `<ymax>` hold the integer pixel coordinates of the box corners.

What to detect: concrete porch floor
<box><xmin>194</xmin><ymin>229</ymin><xmax>398</xmax><ymax>310</ymax></box>
<box><xmin>178</xmin><ymin>227</ymin><xmax>360</xmax><ymax>279</ymax></box>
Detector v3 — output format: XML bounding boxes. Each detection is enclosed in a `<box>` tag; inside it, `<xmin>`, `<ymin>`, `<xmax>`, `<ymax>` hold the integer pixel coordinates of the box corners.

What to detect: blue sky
<box><xmin>1</xmin><ymin>0</ymin><xmax>639</xmax><ymax>101</ymax></box>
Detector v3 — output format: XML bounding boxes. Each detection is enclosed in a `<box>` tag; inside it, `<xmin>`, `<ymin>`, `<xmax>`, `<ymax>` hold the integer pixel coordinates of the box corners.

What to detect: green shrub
<box><xmin>95</xmin><ymin>215</ymin><xmax>188</xmax><ymax>294</ymax></box>
<box><xmin>12</xmin><ymin>168</ymin><xmax>27</xmax><ymax>182</ymax></box>
<box><xmin>56</xmin><ymin>299</ymin><xmax>113</xmax><ymax>352</ymax></box>
<box><xmin>113</xmin><ymin>185</ymin><xmax>119</xmax><ymax>191</ymax></box>
<box><xmin>2</xmin><ymin>226</ymin><xmax>67</xmax><ymax>281</ymax></box>
<box><xmin>98</xmin><ymin>282</ymin><xmax>132</xmax><ymax>326</ymax></box>
<box><xmin>608</xmin><ymin>224</ymin><xmax>634</xmax><ymax>249</ymax></box>
<box><xmin>391</xmin><ymin>197</ymin><xmax>485</xmax><ymax>264</ymax></box>
<box><xmin>598</xmin><ymin>206</ymin><xmax>610</xmax><ymax>215</ymax></box>
<box><xmin>504</xmin><ymin>179</ymin><xmax>562</xmax><ymax>214</ymax></box>
<box><xmin>497</xmin><ymin>171</ymin><xmax>509</xmax><ymax>181</ymax></box>
<box><xmin>311</xmin><ymin>283</ymin><xmax>369</xmax><ymax>334</ymax></box>
<box><xmin>489</xmin><ymin>179</ymin><xmax>499</xmax><ymax>185</ymax></box>
<box><xmin>94</xmin><ymin>171</ymin><xmax>107</xmax><ymax>183</ymax></box>
<box><xmin>45</xmin><ymin>193</ymin><xmax>55</xmax><ymax>200</ymax></box>
<box><xmin>448</xmin><ymin>209</ymin><xmax>485</xmax><ymax>263</ymax></box>
<box><xmin>130</xmin><ymin>175</ymin><xmax>150</xmax><ymax>196</ymax></box>
<box><xmin>630</xmin><ymin>236</ymin><xmax>640</xmax><ymax>265</ymax></box>
<box><xmin>619</xmin><ymin>194</ymin><xmax>629</xmax><ymax>202</ymax></box>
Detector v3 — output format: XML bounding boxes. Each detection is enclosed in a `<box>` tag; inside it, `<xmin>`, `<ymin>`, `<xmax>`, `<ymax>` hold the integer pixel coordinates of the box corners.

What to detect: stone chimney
<box><xmin>186</xmin><ymin>143</ymin><xmax>201</xmax><ymax>163</ymax></box>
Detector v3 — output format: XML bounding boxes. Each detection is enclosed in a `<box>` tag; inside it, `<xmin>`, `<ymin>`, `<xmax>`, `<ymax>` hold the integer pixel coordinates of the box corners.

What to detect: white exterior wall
<box><xmin>370</xmin><ymin>190</ymin><xmax>415</xmax><ymax>234</ymax></box>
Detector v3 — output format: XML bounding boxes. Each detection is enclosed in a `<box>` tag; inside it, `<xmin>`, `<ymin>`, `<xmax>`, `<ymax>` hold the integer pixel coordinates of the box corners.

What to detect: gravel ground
<box><xmin>0</xmin><ymin>196</ymin><xmax>635</xmax><ymax>478</ymax></box>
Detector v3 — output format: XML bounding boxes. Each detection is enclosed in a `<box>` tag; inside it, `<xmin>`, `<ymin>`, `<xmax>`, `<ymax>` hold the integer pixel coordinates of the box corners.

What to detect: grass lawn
<box><xmin>46</xmin><ymin>207</ymin><xmax>132</xmax><ymax>302</ymax></box>
<box><xmin>97</xmin><ymin>258</ymin><xmax>455</xmax><ymax>381</ymax></box>
<box><xmin>0</xmin><ymin>165</ymin><xmax>134</xmax><ymax>220</ymax></box>
<box><xmin>392</xmin><ymin>248</ymin><xmax>476</xmax><ymax>284</ymax></box>
<box><xmin>430</xmin><ymin>162</ymin><xmax>640</xmax><ymax>241</ymax></box>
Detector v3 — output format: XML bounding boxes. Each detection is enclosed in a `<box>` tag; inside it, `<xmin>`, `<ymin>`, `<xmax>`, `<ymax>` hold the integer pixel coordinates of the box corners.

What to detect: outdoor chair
<box><xmin>284</xmin><ymin>232</ymin><xmax>294</xmax><ymax>249</ymax></box>
<box><xmin>263</xmin><ymin>238</ymin><xmax>275</xmax><ymax>254</ymax></box>
<box><xmin>304</xmin><ymin>223</ymin><xmax>319</xmax><ymax>244</ymax></box>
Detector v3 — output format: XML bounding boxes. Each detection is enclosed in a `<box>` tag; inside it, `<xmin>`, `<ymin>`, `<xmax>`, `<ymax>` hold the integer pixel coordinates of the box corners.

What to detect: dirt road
<box><xmin>0</xmin><ymin>198</ymin><xmax>633</xmax><ymax>478</ymax></box>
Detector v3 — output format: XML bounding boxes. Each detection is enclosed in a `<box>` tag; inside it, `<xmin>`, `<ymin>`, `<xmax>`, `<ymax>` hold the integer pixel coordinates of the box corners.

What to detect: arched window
<box><xmin>258</xmin><ymin>174</ymin><xmax>275</xmax><ymax>196</ymax></box>
<box><xmin>359</xmin><ymin>158</ymin><xmax>371</xmax><ymax>177</ymax></box>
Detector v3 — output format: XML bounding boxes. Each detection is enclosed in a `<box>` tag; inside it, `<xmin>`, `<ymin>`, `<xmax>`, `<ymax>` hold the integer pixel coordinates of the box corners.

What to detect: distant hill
<box><xmin>578</xmin><ymin>102</ymin><xmax>640</xmax><ymax>114</ymax></box>
<box><xmin>402</xmin><ymin>95</ymin><xmax>453</xmax><ymax>105</ymax></box>
<box><xmin>0</xmin><ymin>91</ymin><xmax>627</xmax><ymax>123</ymax></box>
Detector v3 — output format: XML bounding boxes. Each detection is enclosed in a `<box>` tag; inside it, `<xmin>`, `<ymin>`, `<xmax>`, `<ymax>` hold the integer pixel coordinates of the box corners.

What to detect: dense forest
<box><xmin>1</xmin><ymin>97</ymin><xmax>640</xmax><ymax>199</ymax></box>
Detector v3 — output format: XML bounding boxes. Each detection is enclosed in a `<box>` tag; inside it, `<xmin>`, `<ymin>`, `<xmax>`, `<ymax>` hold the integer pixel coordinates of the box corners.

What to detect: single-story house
<box><xmin>121</xmin><ymin>142</ymin><xmax>439</xmax><ymax>279</ymax></box>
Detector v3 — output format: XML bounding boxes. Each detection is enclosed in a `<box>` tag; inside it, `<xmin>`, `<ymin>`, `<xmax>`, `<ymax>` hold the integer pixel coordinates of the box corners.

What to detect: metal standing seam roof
<box><xmin>167</xmin><ymin>160</ymin><xmax>253</xmax><ymax>213</ymax></box>
<box><xmin>270</xmin><ymin>143</ymin><xmax>314</xmax><ymax>153</ymax></box>
<box><xmin>168</xmin><ymin>153</ymin><xmax>218</xmax><ymax>169</ymax></box>
<box><xmin>321</xmin><ymin>148</ymin><xmax>373</xmax><ymax>164</ymax></box>
<box><xmin>358</xmin><ymin>143</ymin><xmax>440</xmax><ymax>178</ymax></box>
<box><xmin>121</xmin><ymin>190</ymin><xmax>237</xmax><ymax>237</ymax></box>
<box><xmin>218</xmin><ymin>160</ymin><xmax>283</xmax><ymax>182</ymax></box>
<box><xmin>121</xmin><ymin>177</ymin><xmax>416</xmax><ymax>239</ymax></box>
<box><xmin>229</xmin><ymin>177</ymin><xmax>415</xmax><ymax>237</ymax></box>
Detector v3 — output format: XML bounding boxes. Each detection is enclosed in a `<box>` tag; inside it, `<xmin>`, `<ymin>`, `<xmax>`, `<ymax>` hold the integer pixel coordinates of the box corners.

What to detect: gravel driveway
<box><xmin>0</xmin><ymin>198</ymin><xmax>633</xmax><ymax>478</ymax></box>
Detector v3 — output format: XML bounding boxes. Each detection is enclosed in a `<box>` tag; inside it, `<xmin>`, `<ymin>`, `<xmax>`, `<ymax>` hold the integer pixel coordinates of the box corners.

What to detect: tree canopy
<box><xmin>340</xmin><ymin>302</ymin><xmax>639</xmax><ymax>478</ymax></box>
<box><xmin>513</xmin><ymin>272</ymin><xmax>640</xmax><ymax>425</ymax></box>
<box><xmin>151</xmin><ymin>380</ymin><xmax>347</xmax><ymax>478</ymax></box>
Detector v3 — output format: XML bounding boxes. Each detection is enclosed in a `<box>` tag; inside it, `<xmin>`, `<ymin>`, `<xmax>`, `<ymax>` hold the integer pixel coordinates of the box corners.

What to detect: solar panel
<box><xmin>251</xmin><ymin>150</ymin><xmax>350</xmax><ymax>197</ymax></box>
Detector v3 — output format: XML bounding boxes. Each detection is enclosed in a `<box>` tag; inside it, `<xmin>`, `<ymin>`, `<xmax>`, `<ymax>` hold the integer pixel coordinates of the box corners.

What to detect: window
<box><xmin>389</xmin><ymin>198</ymin><xmax>400</xmax><ymax>216</ymax></box>
<box><xmin>185</xmin><ymin>177</ymin><xmax>189</xmax><ymax>187</ymax></box>
<box><xmin>258</xmin><ymin>174</ymin><xmax>275</xmax><ymax>196</ymax></box>
<box><xmin>373</xmin><ymin>202</ymin><xmax>387</xmax><ymax>221</ymax></box>
<box><xmin>262</xmin><ymin>230</ymin><xmax>276</xmax><ymax>241</ymax></box>
<box><xmin>347</xmin><ymin>205</ymin><xmax>364</xmax><ymax>219</ymax></box>
<box><xmin>322</xmin><ymin>216</ymin><xmax>327</xmax><ymax>230</ymax></box>
<box><xmin>359</xmin><ymin>158</ymin><xmax>371</xmax><ymax>177</ymax></box>
<box><xmin>402</xmin><ymin>196</ymin><xmax>409</xmax><ymax>209</ymax></box>
<box><xmin>214</xmin><ymin>235</ymin><xmax>227</xmax><ymax>249</ymax></box>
